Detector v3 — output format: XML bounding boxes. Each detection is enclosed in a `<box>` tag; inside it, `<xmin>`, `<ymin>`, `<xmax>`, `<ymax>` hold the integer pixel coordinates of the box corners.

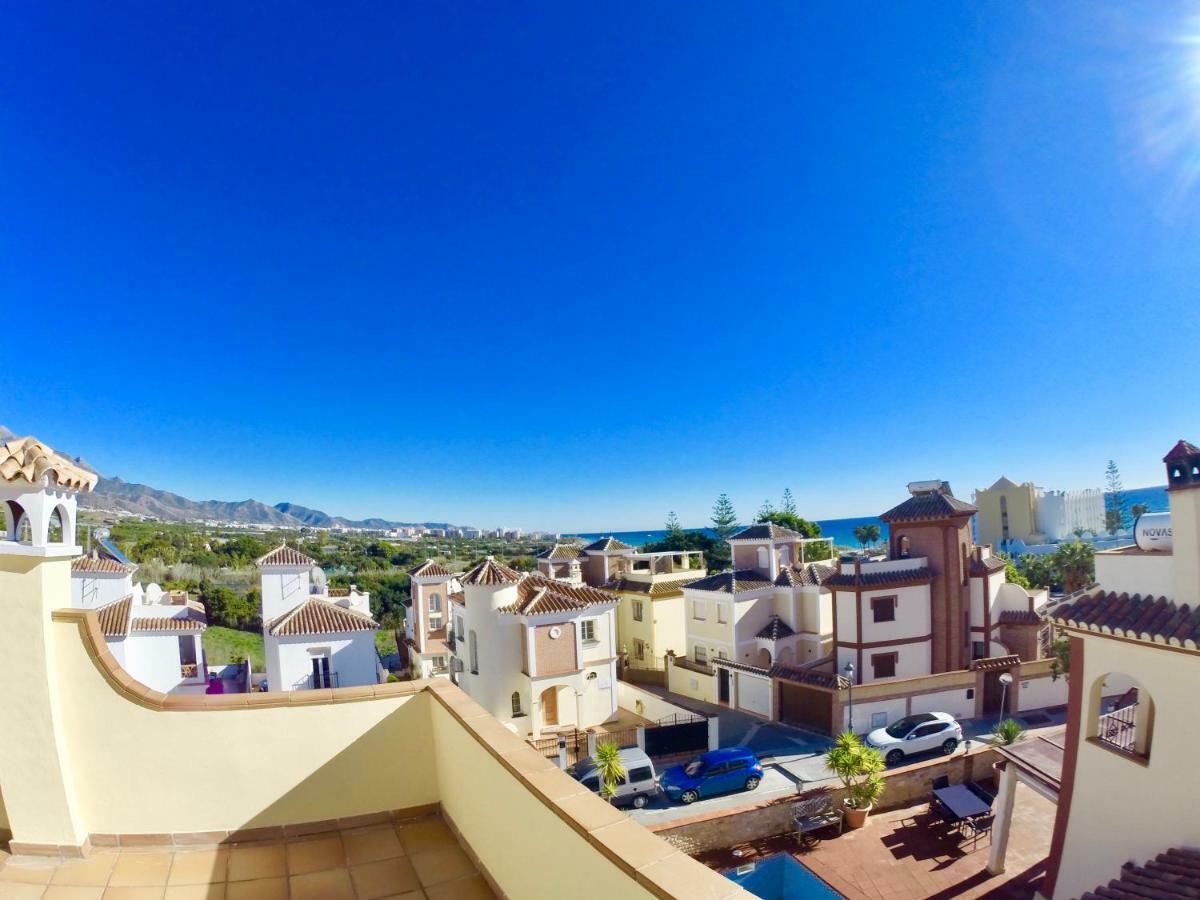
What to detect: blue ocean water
<box><xmin>573</xmin><ymin>486</ymin><xmax>1168</xmax><ymax>551</ymax></box>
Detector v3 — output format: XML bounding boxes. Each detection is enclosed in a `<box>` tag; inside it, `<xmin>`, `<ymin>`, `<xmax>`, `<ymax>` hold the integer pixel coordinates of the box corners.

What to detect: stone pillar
<box><xmin>707</xmin><ymin>715</ymin><xmax>720</xmax><ymax>751</ymax></box>
<box><xmin>0</xmin><ymin>552</ymin><xmax>88</xmax><ymax>852</ymax></box>
<box><xmin>987</xmin><ymin>761</ymin><xmax>1019</xmax><ymax>875</ymax></box>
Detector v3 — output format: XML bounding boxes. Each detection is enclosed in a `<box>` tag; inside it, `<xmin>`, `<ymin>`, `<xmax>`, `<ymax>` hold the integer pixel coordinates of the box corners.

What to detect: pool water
<box><xmin>724</xmin><ymin>852</ymin><xmax>843</xmax><ymax>899</ymax></box>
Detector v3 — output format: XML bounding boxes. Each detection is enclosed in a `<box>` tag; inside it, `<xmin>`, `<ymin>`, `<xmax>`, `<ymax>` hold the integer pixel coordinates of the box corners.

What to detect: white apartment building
<box><xmin>256</xmin><ymin>544</ymin><xmax>381</xmax><ymax>691</ymax></box>
<box><xmin>1036</xmin><ymin>488</ymin><xmax>1105</xmax><ymax>541</ymax></box>
<box><xmin>448</xmin><ymin>556</ymin><xmax>619</xmax><ymax>737</ymax></box>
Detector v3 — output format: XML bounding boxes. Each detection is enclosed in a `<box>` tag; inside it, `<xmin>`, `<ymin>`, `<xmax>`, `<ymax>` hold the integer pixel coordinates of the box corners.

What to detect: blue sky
<box><xmin>3</xmin><ymin>3</ymin><xmax>1199</xmax><ymax>531</ymax></box>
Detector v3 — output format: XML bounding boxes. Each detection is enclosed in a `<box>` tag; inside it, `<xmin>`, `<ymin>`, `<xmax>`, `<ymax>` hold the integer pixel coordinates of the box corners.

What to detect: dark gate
<box><xmin>982</xmin><ymin>671</ymin><xmax>1007</xmax><ymax>716</ymax></box>
<box><xmin>717</xmin><ymin>668</ymin><xmax>730</xmax><ymax>704</ymax></box>
<box><xmin>643</xmin><ymin>716</ymin><xmax>708</xmax><ymax>758</ymax></box>
<box><xmin>778</xmin><ymin>681</ymin><xmax>834</xmax><ymax>734</ymax></box>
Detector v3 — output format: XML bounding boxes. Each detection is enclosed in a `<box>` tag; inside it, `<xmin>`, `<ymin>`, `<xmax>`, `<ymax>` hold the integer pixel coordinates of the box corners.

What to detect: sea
<box><xmin>573</xmin><ymin>485</ymin><xmax>1169</xmax><ymax>551</ymax></box>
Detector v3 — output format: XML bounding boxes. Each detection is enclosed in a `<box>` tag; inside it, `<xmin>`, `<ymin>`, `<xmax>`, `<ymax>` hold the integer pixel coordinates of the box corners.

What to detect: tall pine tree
<box><xmin>710</xmin><ymin>493</ymin><xmax>739</xmax><ymax>542</ymax></box>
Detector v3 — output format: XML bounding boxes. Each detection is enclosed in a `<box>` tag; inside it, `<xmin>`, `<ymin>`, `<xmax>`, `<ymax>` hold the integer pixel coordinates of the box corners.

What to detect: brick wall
<box><xmin>652</xmin><ymin>744</ymin><xmax>1001</xmax><ymax>854</ymax></box>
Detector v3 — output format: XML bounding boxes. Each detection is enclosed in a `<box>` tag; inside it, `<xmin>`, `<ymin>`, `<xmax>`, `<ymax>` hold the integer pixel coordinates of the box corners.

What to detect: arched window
<box><xmin>898</xmin><ymin>535</ymin><xmax>910</xmax><ymax>558</ymax></box>
<box><xmin>429</xmin><ymin>592</ymin><xmax>442</xmax><ymax>613</ymax></box>
<box><xmin>16</xmin><ymin>513</ymin><xmax>32</xmax><ymax>544</ymax></box>
<box><xmin>1089</xmin><ymin>673</ymin><xmax>1153</xmax><ymax>760</ymax></box>
<box><xmin>756</xmin><ymin>547</ymin><xmax>769</xmax><ymax>571</ymax></box>
<box><xmin>47</xmin><ymin>507</ymin><xmax>65</xmax><ymax>543</ymax></box>
<box><xmin>1</xmin><ymin>501</ymin><xmax>15</xmax><ymax>540</ymax></box>
<box><xmin>779</xmin><ymin>545</ymin><xmax>791</xmax><ymax>566</ymax></box>
<box><xmin>511</xmin><ymin>691</ymin><xmax>523</xmax><ymax>716</ymax></box>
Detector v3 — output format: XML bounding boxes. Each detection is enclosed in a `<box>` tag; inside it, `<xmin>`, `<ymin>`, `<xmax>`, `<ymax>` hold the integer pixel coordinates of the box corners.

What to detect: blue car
<box><xmin>659</xmin><ymin>747</ymin><xmax>764</xmax><ymax>805</ymax></box>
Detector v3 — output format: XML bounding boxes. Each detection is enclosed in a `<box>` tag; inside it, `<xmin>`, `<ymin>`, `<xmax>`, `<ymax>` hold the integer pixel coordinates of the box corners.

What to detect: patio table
<box><xmin>932</xmin><ymin>785</ymin><xmax>990</xmax><ymax>823</ymax></box>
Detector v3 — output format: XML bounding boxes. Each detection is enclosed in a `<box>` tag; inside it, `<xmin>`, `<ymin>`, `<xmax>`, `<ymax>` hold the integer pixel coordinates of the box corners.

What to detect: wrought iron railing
<box><xmin>309</xmin><ymin>671</ymin><xmax>340</xmax><ymax>690</ymax></box>
<box><xmin>1096</xmin><ymin>702</ymin><xmax>1139</xmax><ymax>755</ymax></box>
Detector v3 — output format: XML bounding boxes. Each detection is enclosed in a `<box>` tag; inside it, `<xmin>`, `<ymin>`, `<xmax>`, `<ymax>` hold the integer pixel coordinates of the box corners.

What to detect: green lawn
<box><xmin>203</xmin><ymin>626</ymin><xmax>265</xmax><ymax>671</ymax></box>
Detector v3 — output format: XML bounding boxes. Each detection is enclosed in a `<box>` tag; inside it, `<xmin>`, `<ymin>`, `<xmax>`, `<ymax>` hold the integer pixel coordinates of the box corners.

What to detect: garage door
<box><xmin>778</xmin><ymin>681</ymin><xmax>833</xmax><ymax>733</ymax></box>
<box><xmin>736</xmin><ymin>672</ymin><xmax>771</xmax><ymax>717</ymax></box>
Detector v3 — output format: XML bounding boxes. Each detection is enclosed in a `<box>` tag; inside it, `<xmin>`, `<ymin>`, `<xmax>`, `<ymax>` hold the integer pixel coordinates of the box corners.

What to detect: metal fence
<box><xmin>1097</xmin><ymin>703</ymin><xmax>1139</xmax><ymax>755</ymax></box>
<box><xmin>529</xmin><ymin>731</ymin><xmax>589</xmax><ymax>767</ymax></box>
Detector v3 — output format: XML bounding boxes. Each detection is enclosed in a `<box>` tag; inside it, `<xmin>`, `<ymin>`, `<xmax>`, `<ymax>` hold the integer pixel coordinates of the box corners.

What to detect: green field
<box><xmin>203</xmin><ymin>626</ymin><xmax>400</xmax><ymax>674</ymax></box>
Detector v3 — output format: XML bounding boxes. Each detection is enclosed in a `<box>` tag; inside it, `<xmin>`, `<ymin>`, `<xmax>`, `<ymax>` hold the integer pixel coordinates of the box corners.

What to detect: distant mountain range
<box><xmin>1</xmin><ymin>424</ymin><xmax>443</xmax><ymax>530</ymax></box>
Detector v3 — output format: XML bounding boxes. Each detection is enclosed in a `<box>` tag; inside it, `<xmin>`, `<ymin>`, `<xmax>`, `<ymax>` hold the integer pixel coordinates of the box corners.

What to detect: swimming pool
<box><xmin>724</xmin><ymin>852</ymin><xmax>843</xmax><ymax>899</ymax></box>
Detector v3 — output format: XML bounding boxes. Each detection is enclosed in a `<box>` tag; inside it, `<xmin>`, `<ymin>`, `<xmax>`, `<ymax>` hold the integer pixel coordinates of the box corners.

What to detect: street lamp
<box><xmin>843</xmin><ymin>662</ymin><xmax>855</xmax><ymax>734</ymax></box>
<box><xmin>998</xmin><ymin>672</ymin><xmax>1013</xmax><ymax>724</ymax></box>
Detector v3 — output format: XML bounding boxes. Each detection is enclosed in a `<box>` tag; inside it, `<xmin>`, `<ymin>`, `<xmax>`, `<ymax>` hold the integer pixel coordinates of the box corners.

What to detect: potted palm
<box><xmin>825</xmin><ymin>731</ymin><xmax>885</xmax><ymax>829</ymax></box>
<box><xmin>593</xmin><ymin>739</ymin><xmax>626</xmax><ymax>805</ymax></box>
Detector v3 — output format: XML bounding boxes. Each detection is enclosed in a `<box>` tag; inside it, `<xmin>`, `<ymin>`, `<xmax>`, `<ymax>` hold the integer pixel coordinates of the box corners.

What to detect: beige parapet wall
<box><xmin>618</xmin><ymin>680</ymin><xmax>699</xmax><ymax>722</ymax></box>
<box><xmin>18</xmin><ymin>608</ymin><xmax>749</xmax><ymax>899</ymax></box>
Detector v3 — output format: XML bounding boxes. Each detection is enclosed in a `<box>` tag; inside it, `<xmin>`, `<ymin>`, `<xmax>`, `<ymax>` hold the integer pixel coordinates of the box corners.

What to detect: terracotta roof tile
<box><xmin>970</xmin><ymin>654</ymin><xmax>1021</xmax><ymax>671</ymax></box>
<box><xmin>1053</xmin><ymin>590</ymin><xmax>1200</xmax><ymax>649</ymax></box>
<box><xmin>824</xmin><ymin>566</ymin><xmax>935</xmax><ymax>589</ymax></box>
<box><xmin>970</xmin><ymin>555</ymin><xmax>1009</xmax><ymax>576</ymax></box>
<box><xmin>756</xmin><ymin>616</ymin><xmax>796</xmax><ymax>640</ymax></box>
<box><xmin>96</xmin><ymin>595</ymin><xmax>134</xmax><ymax>637</ymax></box>
<box><xmin>581</xmin><ymin>536</ymin><xmax>633</xmax><ymax>552</ymax></box>
<box><xmin>1082</xmin><ymin>847</ymin><xmax>1200</xmax><ymax>899</ymax></box>
<box><xmin>1163</xmin><ymin>439</ymin><xmax>1200</xmax><ymax>462</ymax></box>
<box><xmin>605</xmin><ymin>577</ymin><xmax>686</xmax><ymax>598</ymax></box>
<box><xmin>461</xmin><ymin>556</ymin><xmax>522</xmax><ymax>586</ymax></box>
<box><xmin>497</xmin><ymin>573</ymin><xmax>617</xmax><ymax>615</ymax></box>
<box><xmin>72</xmin><ymin>555</ymin><xmax>134</xmax><ymax>575</ymax></box>
<box><xmin>537</xmin><ymin>543</ymin><xmax>588</xmax><ymax>560</ymax></box>
<box><xmin>880</xmin><ymin>490</ymin><xmax>976</xmax><ymax>523</ymax></box>
<box><xmin>266</xmin><ymin>598</ymin><xmax>378</xmax><ymax>636</ymax></box>
<box><xmin>775</xmin><ymin>563</ymin><xmax>836</xmax><ymax>587</ymax></box>
<box><xmin>408</xmin><ymin>559</ymin><xmax>452</xmax><ymax>578</ymax></box>
<box><xmin>684</xmin><ymin>570</ymin><xmax>776</xmax><ymax>594</ymax></box>
<box><xmin>711</xmin><ymin>656</ymin><xmax>844</xmax><ymax>689</ymax></box>
<box><xmin>448</xmin><ymin>591</ymin><xmax>465</xmax><ymax>605</ymax></box>
<box><xmin>256</xmin><ymin>544</ymin><xmax>316</xmax><ymax>568</ymax></box>
<box><xmin>729</xmin><ymin>523</ymin><xmax>802</xmax><ymax>541</ymax></box>
<box><xmin>997</xmin><ymin>609</ymin><xmax>1042</xmax><ymax>625</ymax></box>
<box><xmin>0</xmin><ymin>436</ymin><xmax>97</xmax><ymax>492</ymax></box>
<box><xmin>131</xmin><ymin>608</ymin><xmax>207</xmax><ymax>633</ymax></box>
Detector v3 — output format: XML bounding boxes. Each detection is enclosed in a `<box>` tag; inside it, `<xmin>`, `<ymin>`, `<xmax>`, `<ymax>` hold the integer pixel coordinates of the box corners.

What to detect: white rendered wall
<box><xmin>910</xmin><ymin>688</ymin><xmax>976</xmax><ymax>722</ymax></box>
<box><xmin>272</xmin><ymin>632</ymin><xmax>378</xmax><ymax>691</ymax></box>
<box><xmin>1094</xmin><ymin>552</ymin><xmax>1175</xmax><ymax>600</ymax></box>
<box><xmin>1015</xmin><ymin>674</ymin><xmax>1067</xmax><ymax>712</ymax></box>
<box><xmin>260</xmin><ymin>566</ymin><xmax>312</xmax><ymax>622</ymax></box>
<box><xmin>122</xmin><ymin>633</ymin><xmax>187</xmax><ymax>695</ymax></box>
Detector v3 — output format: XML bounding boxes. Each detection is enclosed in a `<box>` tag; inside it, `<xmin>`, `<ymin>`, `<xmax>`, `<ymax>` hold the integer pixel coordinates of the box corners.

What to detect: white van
<box><xmin>569</xmin><ymin>748</ymin><xmax>660</xmax><ymax>809</ymax></box>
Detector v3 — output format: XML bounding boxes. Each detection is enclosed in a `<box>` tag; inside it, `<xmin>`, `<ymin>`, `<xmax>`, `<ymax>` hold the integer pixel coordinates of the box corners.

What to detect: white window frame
<box><xmin>692</xmin><ymin>600</ymin><xmax>706</xmax><ymax>621</ymax></box>
<box><xmin>581</xmin><ymin>619</ymin><xmax>597</xmax><ymax>643</ymax></box>
<box><xmin>694</xmin><ymin>645</ymin><xmax>708</xmax><ymax>666</ymax></box>
<box><xmin>632</xmin><ymin>599</ymin><xmax>644</xmax><ymax>622</ymax></box>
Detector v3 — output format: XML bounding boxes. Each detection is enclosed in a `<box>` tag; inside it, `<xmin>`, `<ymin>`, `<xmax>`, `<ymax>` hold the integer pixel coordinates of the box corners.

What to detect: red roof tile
<box><xmin>997</xmin><ymin>609</ymin><xmax>1041</xmax><ymax>625</ymax></box>
<box><xmin>581</xmin><ymin>536</ymin><xmax>633</xmax><ymax>552</ymax></box>
<box><xmin>266</xmin><ymin>598</ymin><xmax>378</xmax><ymax>636</ymax></box>
<box><xmin>825</xmin><ymin>566</ymin><xmax>935</xmax><ymax>589</ymax></box>
<box><xmin>1053</xmin><ymin>590</ymin><xmax>1200</xmax><ymax>649</ymax></box>
<box><xmin>756</xmin><ymin>616</ymin><xmax>796</xmax><ymax>640</ymax></box>
<box><xmin>683</xmin><ymin>570</ymin><xmax>775</xmax><ymax>594</ymax></box>
<box><xmin>497</xmin><ymin>573</ymin><xmax>616</xmax><ymax>616</ymax></box>
<box><xmin>72</xmin><ymin>556</ymin><xmax>133</xmax><ymax>575</ymax></box>
<box><xmin>256</xmin><ymin>544</ymin><xmax>316</xmax><ymax>568</ymax></box>
<box><xmin>880</xmin><ymin>489</ymin><xmax>976</xmax><ymax>523</ymax></box>
<box><xmin>96</xmin><ymin>595</ymin><xmax>133</xmax><ymax>637</ymax></box>
<box><xmin>1082</xmin><ymin>847</ymin><xmax>1200</xmax><ymax>899</ymax></box>
<box><xmin>408</xmin><ymin>559</ymin><xmax>452</xmax><ymax>578</ymax></box>
<box><xmin>461</xmin><ymin>556</ymin><xmax>522</xmax><ymax>586</ymax></box>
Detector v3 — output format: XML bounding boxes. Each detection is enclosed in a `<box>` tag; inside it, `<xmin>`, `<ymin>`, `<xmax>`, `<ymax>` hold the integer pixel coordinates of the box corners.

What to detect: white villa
<box><xmin>449</xmin><ymin>556</ymin><xmax>619</xmax><ymax>737</ymax></box>
<box><xmin>256</xmin><ymin>544</ymin><xmax>382</xmax><ymax>691</ymax></box>
<box><xmin>71</xmin><ymin>542</ymin><xmax>210</xmax><ymax>695</ymax></box>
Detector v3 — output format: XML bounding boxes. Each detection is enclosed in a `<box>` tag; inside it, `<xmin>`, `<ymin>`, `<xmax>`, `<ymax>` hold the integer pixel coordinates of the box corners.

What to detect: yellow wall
<box><xmin>975</xmin><ymin>481</ymin><xmax>1039</xmax><ymax>548</ymax></box>
<box><xmin>1053</xmin><ymin>634</ymin><xmax>1200</xmax><ymax>900</ymax></box>
<box><xmin>51</xmin><ymin>615</ymin><xmax>438</xmax><ymax>835</ymax></box>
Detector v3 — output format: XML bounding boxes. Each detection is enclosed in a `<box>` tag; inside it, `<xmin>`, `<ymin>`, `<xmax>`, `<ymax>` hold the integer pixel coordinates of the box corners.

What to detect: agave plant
<box><xmin>992</xmin><ymin>718</ymin><xmax>1026</xmax><ymax>746</ymax></box>
<box><xmin>593</xmin><ymin>739</ymin><xmax>626</xmax><ymax>804</ymax></box>
<box><xmin>824</xmin><ymin>731</ymin><xmax>885</xmax><ymax>810</ymax></box>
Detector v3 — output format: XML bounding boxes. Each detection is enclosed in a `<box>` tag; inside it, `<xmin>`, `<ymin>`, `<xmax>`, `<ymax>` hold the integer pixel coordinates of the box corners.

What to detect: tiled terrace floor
<box><xmin>697</xmin><ymin>782</ymin><xmax>1055</xmax><ymax>899</ymax></box>
<box><xmin>0</xmin><ymin>815</ymin><xmax>495</xmax><ymax>900</ymax></box>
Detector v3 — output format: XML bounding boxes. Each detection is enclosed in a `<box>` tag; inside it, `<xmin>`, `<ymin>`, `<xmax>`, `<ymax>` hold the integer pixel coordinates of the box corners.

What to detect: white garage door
<box><xmin>736</xmin><ymin>672</ymin><xmax>771</xmax><ymax>717</ymax></box>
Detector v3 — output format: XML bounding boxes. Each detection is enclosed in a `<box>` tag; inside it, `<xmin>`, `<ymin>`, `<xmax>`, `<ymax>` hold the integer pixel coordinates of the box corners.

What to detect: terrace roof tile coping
<box><xmin>52</xmin><ymin>606</ymin><xmax>750</xmax><ymax>899</ymax></box>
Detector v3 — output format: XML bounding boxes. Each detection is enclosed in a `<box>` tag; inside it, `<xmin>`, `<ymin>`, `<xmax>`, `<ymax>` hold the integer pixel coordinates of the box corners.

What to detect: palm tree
<box><xmin>1019</xmin><ymin>553</ymin><xmax>1056</xmax><ymax>589</ymax></box>
<box><xmin>853</xmin><ymin>524</ymin><xmax>870</xmax><ymax>552</ymax></box>
<box><xmin>593</xmin><ymin>739</ymin><xmax>626</xmax><ymax>805</ymax></box>
<box><xmin>863</xmin><ymin>523</ymin><xmax>881</xmax><ymax>549</ymax></box>
<box><xmin>1130</xmin><ymin>503</ymin><xmax>1149</xmax><ymax>521</ymax></box>
<box><xmin>1053</xmin><ymin>540</ymin><xmax>1095</xmax><ymax>593</ymax></box>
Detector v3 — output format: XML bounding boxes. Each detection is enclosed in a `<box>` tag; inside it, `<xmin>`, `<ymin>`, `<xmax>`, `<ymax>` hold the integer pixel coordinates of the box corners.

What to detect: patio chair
<box><xmin>962</xmin><ymin>813</ymin><xmax>995</xmax><ymax>849</ymax></box>
<box><xmin>792</xmin><ymin>793</ymin><xmax>843</xmax><ymax>847</ymax></box>
<box><xmin>967</xmin><ymin>783</ymin><xmax>994</xmax><ymax>809</ymax></box>
<box><xmin>928</xmin><ymin>776</ymin><xmax>951</xmax><ymax>816</ymax></box>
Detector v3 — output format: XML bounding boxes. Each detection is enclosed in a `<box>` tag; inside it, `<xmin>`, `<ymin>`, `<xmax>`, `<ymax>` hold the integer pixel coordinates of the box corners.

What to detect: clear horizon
<box><xmin>5</xmin><ymin>3</ymin><xmax>1198</xmax><ymax>532</ymax></box>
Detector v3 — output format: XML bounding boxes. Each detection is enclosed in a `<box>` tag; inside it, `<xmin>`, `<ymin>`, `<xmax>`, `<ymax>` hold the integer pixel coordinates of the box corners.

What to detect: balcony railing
<box><xmin>308</xmin><ymin>671</ymin><xmax>340</xmax><ymax>690</ymax></box>
<box><xmin>1096</xmin><ymin>702</ymin><xmax>1139</xmax><ymax>755</ymax></box>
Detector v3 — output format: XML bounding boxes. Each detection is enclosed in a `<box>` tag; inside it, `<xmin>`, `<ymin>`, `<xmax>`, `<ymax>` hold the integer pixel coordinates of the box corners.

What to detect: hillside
<box><xmin>1</xmin><ymin>423</ymin><xmax>449</xmax><ymax>530</ymax></box>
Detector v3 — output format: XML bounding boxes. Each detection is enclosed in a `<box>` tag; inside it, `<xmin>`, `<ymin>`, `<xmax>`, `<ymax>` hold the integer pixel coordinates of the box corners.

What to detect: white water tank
<box><xmin>1134</xmin><ymin>512</ymin><xmax>1172</xmax><ymax>552</ymax></box>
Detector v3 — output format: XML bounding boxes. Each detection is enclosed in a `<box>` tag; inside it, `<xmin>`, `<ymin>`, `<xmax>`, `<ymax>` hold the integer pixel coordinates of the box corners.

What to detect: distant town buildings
<box><xmin>256</xmin><ymin>544</ymin><xmax>381</xmax><ymax>691</ymax></box>
<box><xmin>974</xmin><ymin>476</ymin><xmax>1105</xmax><ymax>548</ymax></box>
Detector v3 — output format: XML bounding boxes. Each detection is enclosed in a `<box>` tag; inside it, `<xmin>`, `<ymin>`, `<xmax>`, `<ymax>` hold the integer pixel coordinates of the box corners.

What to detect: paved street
<box><xmin>627</xmin><ymin>683</ymin><xmax>1068</xmax><ymax>827</ymax></box>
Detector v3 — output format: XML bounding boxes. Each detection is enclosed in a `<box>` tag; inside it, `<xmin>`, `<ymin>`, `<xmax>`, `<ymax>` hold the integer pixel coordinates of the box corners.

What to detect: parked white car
<box><xmin>865</xmin><ymin>712</ymin><xmax>963</xmax><ymax>765</ymax></box>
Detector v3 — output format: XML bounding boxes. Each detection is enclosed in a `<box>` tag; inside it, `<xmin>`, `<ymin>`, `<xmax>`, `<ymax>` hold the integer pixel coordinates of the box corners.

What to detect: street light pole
<box><xmin>844</xmin><ymin>662</ymin><xmax>855</xmax><ymax>734</ymax></box>
<box><xmin>998</xmin><ymin>672</ymin><xmax>1013</xmax><ymax>726</ymax></box>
